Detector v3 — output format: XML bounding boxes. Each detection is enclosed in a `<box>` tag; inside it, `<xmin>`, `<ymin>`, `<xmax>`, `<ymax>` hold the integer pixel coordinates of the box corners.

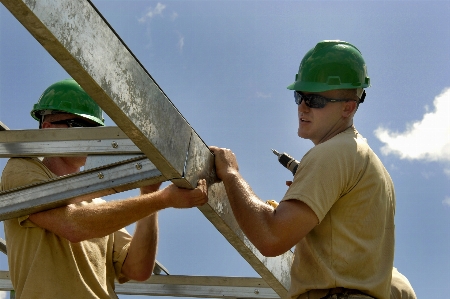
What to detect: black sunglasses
<box><xmin>49</xmin><ymin>118</ymin><xmax>99</xmax><ymax>128</ymax></box>
<box><xmin>294</xmin><ymin>91</ymin><xmax>353</xmax><ymax>108</ymax></box>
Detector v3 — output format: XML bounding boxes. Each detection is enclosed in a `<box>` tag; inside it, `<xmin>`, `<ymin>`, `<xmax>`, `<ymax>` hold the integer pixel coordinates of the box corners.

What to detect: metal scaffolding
<box><xmin>0</xmin><ymin>0</ymin><xmax>293</xmax><ymax>298</ymax></box>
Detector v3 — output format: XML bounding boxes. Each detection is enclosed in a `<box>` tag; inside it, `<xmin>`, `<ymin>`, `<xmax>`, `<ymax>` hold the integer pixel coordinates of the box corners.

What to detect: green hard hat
<box><xmin>31</xmin><ymin>79</ymin><xmax>104</xmax><ymax>126</ymax></box>
<box><xmin>287</xmin><ymin>40</ymin><xmax>370</xmax><ymax>92</ymax></box>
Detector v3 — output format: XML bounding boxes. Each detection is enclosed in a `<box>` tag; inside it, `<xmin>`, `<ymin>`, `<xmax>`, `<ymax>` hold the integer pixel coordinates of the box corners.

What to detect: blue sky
<box><xmin>1</xmin><ymin>1</ymin><xmax>449</xmax><ymax>298</ymax></box>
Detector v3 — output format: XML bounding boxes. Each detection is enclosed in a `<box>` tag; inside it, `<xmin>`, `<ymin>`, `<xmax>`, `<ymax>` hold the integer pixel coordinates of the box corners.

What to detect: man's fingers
<box><xmin>194</xmin><ymin>179</ymin><xmax>208</xmax><ymax>205</ymax></box>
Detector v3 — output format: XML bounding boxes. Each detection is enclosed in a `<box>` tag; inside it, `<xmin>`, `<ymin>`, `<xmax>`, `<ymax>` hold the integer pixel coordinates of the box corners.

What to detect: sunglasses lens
<box><xmin>294</xmin><ymin>91</ymin><xmax>300</xmax><ymax>105</ymax></box>
<box><xmin>74</xmin><ymin>120</ymin><xmax>97</xmax><ymax>127</ymax></box>
<box><xmin>308</xmin><ymin>95</ymin><xmax>326</xmax><ymax>108</ymax></box>
<box><xmin>294</xmin><ymin>92</ymin><xmax>328</xmax><ymax>108</ymax></box>
<box><xmin>73</xmin><ymin>120</ymin><xmax>91</xmax><ymax>127</ymax></box>
<box><xmin>50</xmin><ymin>118</ymin><xmax>98</xmax><ymax>127</ymax></box>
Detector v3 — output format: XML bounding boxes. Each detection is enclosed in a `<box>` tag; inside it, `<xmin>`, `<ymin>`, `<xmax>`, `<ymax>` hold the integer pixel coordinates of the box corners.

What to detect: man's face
<box><xmin>297</xmin><ymin>89</ymin><xmax>356</xmax><ymax>145</ymax></box>
<box><xmin>41</xmin><ymin>113</ymin><xmax>96</xmax><ymax>168</ymax></box>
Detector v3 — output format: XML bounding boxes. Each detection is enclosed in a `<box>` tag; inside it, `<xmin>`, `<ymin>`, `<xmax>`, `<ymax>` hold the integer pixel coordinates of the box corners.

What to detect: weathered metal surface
<box><xmin>0</xmin><ymin>271</ymin><xmax>280</xmax><ymax>298</ymax></box>
<box><xmin>116</xmin><ymin>275</ymin><xmax>280</xmax><ymax>298</ymax></box>
<box><xmin>0</xmin><ymin>127</ymin><xmax>128</xmax><ymax>142</ymax></box>
<box><xmin>0</xmin><ymin>139</ymin><xmax>141</xmax><ymax>157</ymax></box>
<box><xmin>115</xmin><ymin>283</ymin><xmax>279</xmax><ymax>298</ymax></box>
<box><xmin>0</xmin><ymin>271</ymin><xmax>11</xmax><ymax>290</ymax></box>
<box><xmin>0</xmin><ymin>127</ymin><xmax>142</xmax><ymax>157</ymax></box>
<box><xmin>0</xmin><ymin>156</ymin><xmax>165</xmax><ymax>221</ymax></box>
<box><xmin>199</xmin><ymin>182</ymin><xmax>292</xmax><ymax>298</ymax></box>
<box><xmin>184</xmin><ymin>130</ymin><xmax>216</xmax><ymax>187</ymax></box>
<box><xmin>0</xmin><ymin>0</ymin><xmax>193</xmax><ymax>187</ymax></box>
<box><xmin>85</xmin><ymin>155</ymin><xmax>144</xmax><ymax>169</ymax></box>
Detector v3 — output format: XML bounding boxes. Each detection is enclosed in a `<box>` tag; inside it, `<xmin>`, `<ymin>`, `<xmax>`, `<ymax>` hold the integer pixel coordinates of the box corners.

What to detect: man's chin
<box><xmin>297</xmin><ymin>129</ymin><xmax>307</xmax><ymax>139</ymax></box>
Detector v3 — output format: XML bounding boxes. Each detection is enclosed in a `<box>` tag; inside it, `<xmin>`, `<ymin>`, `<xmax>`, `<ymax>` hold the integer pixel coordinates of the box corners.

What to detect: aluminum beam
<box><xmin>0</xmin><ymin>127</ymin><xmax>128</xmax><ymax>143</ymax></box>
<box><xmin>0</xmin><ymin>121</ymin><xmax>9</xmax><ymax>131</ymax></box>
<box><xmin>0</xmin><ymin>238</ymin><xmax>6</xmax><ymax>255</ymax></box>
<box><xmin>0</xmin><ymin>271</ymin><xmax>279</xmax><ymax>299</ymax></box>
<box><xmin>199</xmin><ymin>183</ymin><xmax>292</xmax><ymax>298</ymax></box>
<box><xmin>0</xmin><ymin>271</ymin><xmax>12</xmax><ymax>291</ymax></box>
<box><xmin>185</xmin><ymin>132</ymin><xmax>293</xmax><ymax>296</ymax></box>
<box><xmin>1</xmin><ymin>0</ymin><xmax>195</xmax><ymax>188</ymax></box>
<box><xmin>0</xmin><ymin>139</ymin><xmax>141</xmax><ymax>157</ymax></box>
<box><xmin>0</xmin><ymin>127</ymin><xmax>142</xmax><ymax>157</ymax></box>
<box><xmin>0</xmin><ymin>156</ymin><xmax>164</xmax><ymax>221</ymax></box>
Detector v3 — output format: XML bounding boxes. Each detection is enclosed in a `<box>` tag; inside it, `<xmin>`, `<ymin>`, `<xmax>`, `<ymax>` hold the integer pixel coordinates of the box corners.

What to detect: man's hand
<box><xmin>209</xmin><ymin>146</ymin><xmax>239</xmax><ymax>181</ymax></box>
<box><xmin>160</xmin><ymin>179</ymin><xmax>208</xmax><ymax>209</ymax></box>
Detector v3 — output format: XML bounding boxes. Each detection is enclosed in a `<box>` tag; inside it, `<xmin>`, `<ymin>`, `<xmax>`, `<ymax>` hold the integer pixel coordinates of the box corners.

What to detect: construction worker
<box><xmin>1</xmin><ymin>79</ymin><xmax>208</xmax><ymax>299</ymax></box>
<box><xmin>265</xmin><ymin>202</ymin><xmax>416</xmax><ymax>299</ymax></box>
<box><xmin>210</xmin><ymin>40</ymin><xmax>395</xmax><ymax>299</ymax></box>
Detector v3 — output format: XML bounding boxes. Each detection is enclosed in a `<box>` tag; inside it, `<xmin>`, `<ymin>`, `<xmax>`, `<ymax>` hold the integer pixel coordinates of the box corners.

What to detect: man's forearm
<box><xmin>29</xmin><ymin>179</ymin><xmax>208</xmax><ymax>243</ymax></box>
<box><xmin>221</xmin><ymin>172</ymin><xmax>318</xmax><ymax>257</ymax></box>
<box><xmin>29</xmin><ymin>190</ymin><xmax>168</xmax><ymax>243</ymax></box>
<box><xmin>121</xmin><ymin>213</ymin><xmax>158</xmax><ymax>281</ymax></box>
<box><xmin>221</xmin><ymin>172</ymin><xmax>277</xmax><ymax>249</ymax></box>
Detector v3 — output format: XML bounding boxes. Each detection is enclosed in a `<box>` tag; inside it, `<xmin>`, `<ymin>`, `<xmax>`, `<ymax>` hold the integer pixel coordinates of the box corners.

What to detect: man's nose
<box><xmin>298</xmin><ymin>100</ymin><xmax>309</xmax><ymax>113</ymax></box>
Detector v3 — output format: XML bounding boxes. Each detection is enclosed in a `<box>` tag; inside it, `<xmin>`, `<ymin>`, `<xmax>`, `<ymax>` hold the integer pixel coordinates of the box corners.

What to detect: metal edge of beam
<box><xmin>115</xmin><ymin>283</ymin><xmax>278</xmax><ymax>298</ymax></box>
<box><xmin>0</xmin><ymin>157</ymin><xmax>165</xmax><ymax>221</ymax></box>
<box><xmin>0</xmin><ymin>271</ymin><xmax>280</xmax><ymax>299</ymax></box>
<box><xmin>0</xmin><ymin>238</ymin><xmax>6</xmax><ymax>255</ymax></box>
<box><xmin>0</xmin><ymin>127</ymin><xmax>142</xmax><ymax>157</ymax></box>
<box><xmin>153</xmin><ymin>260</ymin><xmax>169</xmax><ymax>276</ymax></box>
<box><xmin>0</xmin><ymin>121</ymin><xmax>9</xmax><ymax>131</ymax></box>
<box><xmin>160</xmin><ymin>128</ymin><xmax>292</xmax><ymax>297</ymax></box>
<box><xmin>198</xmin><ymin>182</ymin><xmax>292</xmax><ymax>299</ymax></box>
<box><xmin>0</xmin><ymin>0</ymin><xmax>193</xmax><ymax>187</ymax></box>
<box><xmin>0</xmin><ymin>127</ymin><xmax>129</xmax><ymax>142</ymax></box>
<box><xmin>183</xmin><ymin>130</ymin><xmax>216</xmax><ymax>188</ymax></box>
<box><xmin>0</xmin><ymin>139</ymin><xmax>142</xmax><ymax>158</ymax></box>
<box><xmin>0</xmin><ymin>271</ymin><xmax>272</xmax><ymax>287</ymax></box>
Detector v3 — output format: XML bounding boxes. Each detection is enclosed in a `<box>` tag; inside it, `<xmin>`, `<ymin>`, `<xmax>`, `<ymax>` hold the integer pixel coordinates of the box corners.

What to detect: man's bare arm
<box><xmin>210</xmin><ymin>146</ymin><xmax>318</xmax><ymax>257</ymax></box>
<box><xmin>29</xmin><ymin>180</ymin><xmax>208</xmax><ymax>243</ymax></box>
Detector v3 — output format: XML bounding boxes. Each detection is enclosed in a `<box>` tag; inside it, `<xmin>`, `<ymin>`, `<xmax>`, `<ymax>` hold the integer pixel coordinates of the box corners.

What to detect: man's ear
<box><xmin>41</xmin><ymin>121</ymin><xmax>52</xmax><ymax>129</ymax></box>
<box><xmin>342</xmin><ymin>100</ymin><xmax>357</xmax><ymax>118</ymax></box>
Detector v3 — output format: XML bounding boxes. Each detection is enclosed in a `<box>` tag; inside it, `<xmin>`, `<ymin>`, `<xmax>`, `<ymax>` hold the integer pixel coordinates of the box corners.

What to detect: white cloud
<box><xmin>444</xmin><ymin>168</ymin><xmax>450</xmax><ymax>179</ymax></box>
<box><xmin>374</xmin><ymin>88</ymin><xmax>450</xmax><ymax>162</ymax></box>
<box><xmin>442</xmin><ymin>196</ymin><xmax>450</xmax><ymax>207</ymax></box>
<box><xmin>171</xmin><ymin>12</ymin><xmax>179</xmax><ymax>21</ymax></box>
<box><xmin>0</xmin><ymin>291</ymin><xmax>6</xmax><ymax>299</ymax></box>
<box><xmin>138</xmin><ymin>3</ymin><xmax>166</xmax><ymax>23</ymax></box>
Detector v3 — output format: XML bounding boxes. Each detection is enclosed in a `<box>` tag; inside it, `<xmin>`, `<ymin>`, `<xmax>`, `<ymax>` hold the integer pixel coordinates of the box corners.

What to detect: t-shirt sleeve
<box><xmin>281</xmin><ymin>145</ymin><xmax>354</xmax><ymax>223</ymax></box>
<box><xmin>1</xmin><ymin>158</ymin><xmax>54</xmax><ymax>190</ymax></box>
<box><xmin>1</xmin><ymin>158</ymin><xmax>56</xmax><ymax>227</ymax></box>
<box><xmin>113</xmin><ymin>227</ymin><xmax>132</xmax><ymax>284</ymax></box>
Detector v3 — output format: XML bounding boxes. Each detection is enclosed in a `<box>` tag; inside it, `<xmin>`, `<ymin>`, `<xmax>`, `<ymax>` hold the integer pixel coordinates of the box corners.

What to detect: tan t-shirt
<box><xmin>1</xmin><ymin>158</ymin><xmax>132</xmax><ymax>299</ymax></box>
<box><xmin>281</xmin><ymin>127</ymin><xmax>395</xmax><ymax>299</ymax></box>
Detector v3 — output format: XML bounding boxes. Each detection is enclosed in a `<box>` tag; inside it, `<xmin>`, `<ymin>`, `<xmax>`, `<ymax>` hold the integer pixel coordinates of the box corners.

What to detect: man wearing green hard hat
<box><xmin>210</xmin><ymin>40</ymin><xmax>404</xmax><ymax>299</ymax></box>
<box><xmin>1</xmin><ymin>79</ymin><xmax>208</xmax><ymax>298</ymax></box>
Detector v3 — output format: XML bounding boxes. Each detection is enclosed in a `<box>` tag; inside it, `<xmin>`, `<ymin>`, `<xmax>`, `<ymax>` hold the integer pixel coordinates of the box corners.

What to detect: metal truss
<box><xmin>0</xmin><ymin>0</ymin><xmax>293</xmax><ymax>298</ymax></box>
